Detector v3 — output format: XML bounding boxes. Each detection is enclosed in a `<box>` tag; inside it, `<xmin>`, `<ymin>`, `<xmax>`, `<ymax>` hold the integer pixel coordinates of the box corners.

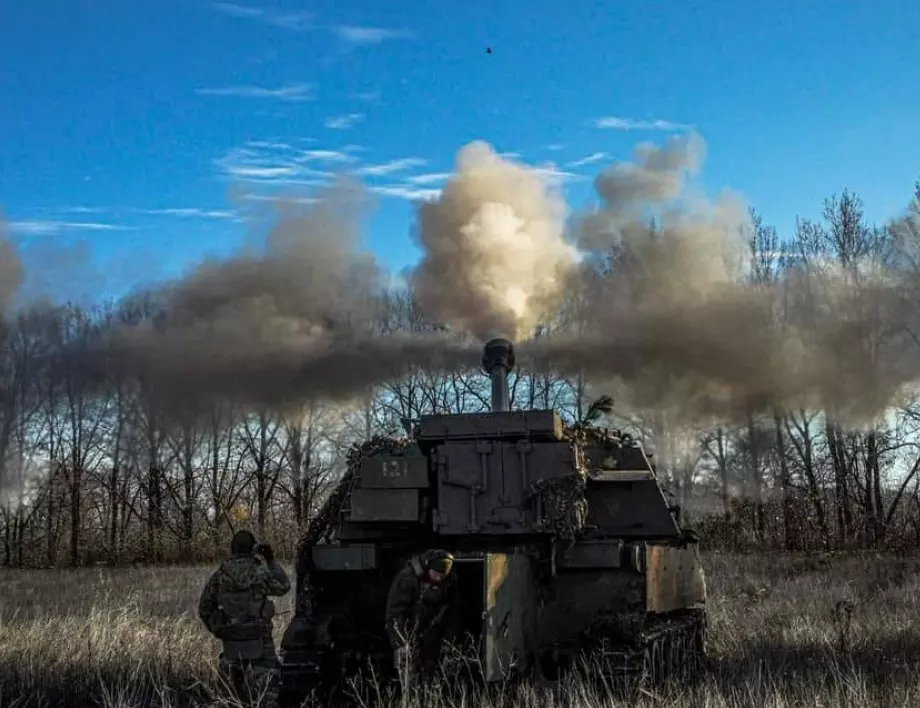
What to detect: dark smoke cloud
<box><xmin>98</xmin><ymin>325</ymin><xmax>476</xmax><ymax>413</ymax></box>
<box><xmin>96</xmin><ymin>135</ymin><xmax>908</xmax><ymax>425</ymax></box>
<box><xmin>584</xmin><ymin>132</ymin><xmax>706</xmax><ymax>241</ymax></box>
<box><xmin>84</xmin><ymin>180</ymin><xmax>479</xmax><ymax>412</ymax></box>
<box><xmin>519</xmin><ymin>133</ymin><xmax>920</xmax><ymax>426</ymax></box>
<box><xmin>5</xmin><ymin>138</ymin><xmax>919</xmax><ymax>429</ymax></box>
<box><xmin>0</xmin><ymin>220</ymin><xmax>24</xmax><ymax>314</ymax></box>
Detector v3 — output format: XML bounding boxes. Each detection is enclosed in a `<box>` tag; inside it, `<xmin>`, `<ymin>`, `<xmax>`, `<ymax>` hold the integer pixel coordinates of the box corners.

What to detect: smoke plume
<box><xmin>0</xmin><ymin>221</ymin><xmax>23</xmax><ymax>314</ymax></box>
<box><xmin>5</xmin><ymin>137</ymin><xmax>920</xmax><ymax>428</ymax></box>
<box><xmin>412</xmin><ymin>141</ymin><xmax>579</xmax><ymax>341</ymax></box>
<box><xmin>520</xmin><ymin>133</ymin><xmax>920</xmax><ymax>425</ymax></box>
<box><xmin>85</xmin><ymin>181</ymin><xmax>478</xmax><ymax>412</ymax></box>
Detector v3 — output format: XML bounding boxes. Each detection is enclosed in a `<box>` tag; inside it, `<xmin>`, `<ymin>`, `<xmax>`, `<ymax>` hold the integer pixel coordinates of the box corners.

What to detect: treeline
<box><xmin>2</xmin><ymin>184</ymin><xmax>920</xmax><ymax>566</ymax></box>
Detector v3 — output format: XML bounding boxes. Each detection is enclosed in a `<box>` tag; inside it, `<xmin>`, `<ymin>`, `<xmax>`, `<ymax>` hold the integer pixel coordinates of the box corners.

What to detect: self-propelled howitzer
<box><xmin>278</xmin><ymin>337</ymin><xmax>707</xmax><ymax>702</ymax></box>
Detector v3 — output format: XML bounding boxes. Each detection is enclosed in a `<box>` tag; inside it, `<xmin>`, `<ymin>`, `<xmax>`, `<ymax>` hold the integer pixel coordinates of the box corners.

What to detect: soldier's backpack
<box><xmin>208</xmin><ymin>559</ymin><xmax>275</xmax><ymax>642</ymax></box>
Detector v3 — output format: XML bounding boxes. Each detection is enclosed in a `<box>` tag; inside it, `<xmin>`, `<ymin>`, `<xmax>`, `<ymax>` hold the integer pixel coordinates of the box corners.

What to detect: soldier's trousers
<box><xmin>219</xmin><ymin>637</ymin><xmax>281</xmax><ymax>707</ymax></box>
<box><xmin>395</xmin><ymin>638</ymin><xmax>444</xmax><ymax>690</ymax></box>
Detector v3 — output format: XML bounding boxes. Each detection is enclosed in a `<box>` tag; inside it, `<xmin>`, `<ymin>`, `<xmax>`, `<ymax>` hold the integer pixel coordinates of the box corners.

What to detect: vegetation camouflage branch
<box><xmin>294</xmin><ymin>435</ymin><xmax>413</xmax><ymax>599</ymax></box>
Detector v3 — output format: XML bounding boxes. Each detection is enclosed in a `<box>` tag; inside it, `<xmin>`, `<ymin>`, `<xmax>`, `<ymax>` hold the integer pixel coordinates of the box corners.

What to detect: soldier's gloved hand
<box><xmin>255</xmin><ymin>543</ymin><xmax>275</xmax><ymax>563</ymax></box>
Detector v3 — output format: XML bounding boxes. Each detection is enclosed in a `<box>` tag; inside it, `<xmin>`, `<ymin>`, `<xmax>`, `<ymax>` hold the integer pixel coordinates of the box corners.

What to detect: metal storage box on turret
<box><xmin>278</xmin><ymin>337</ymin><xmax>707</xmax><ymax>704</ymax></box>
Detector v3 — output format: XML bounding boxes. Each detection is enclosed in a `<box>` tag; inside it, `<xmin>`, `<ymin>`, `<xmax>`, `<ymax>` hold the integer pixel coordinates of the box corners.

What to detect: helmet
<box><xmin>230</xmin><ymin>529</ymin><xmax>257</xmax><ymax>554</ymax></box>
<box><xmin>424</xmin><ymin>549</ymin><xmax>454</xmax><ymax>576</ymax></box>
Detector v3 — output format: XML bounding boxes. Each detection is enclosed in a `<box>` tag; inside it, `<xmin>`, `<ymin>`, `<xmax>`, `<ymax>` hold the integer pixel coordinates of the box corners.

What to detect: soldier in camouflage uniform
<box><xmin>385</xmin><ymin>549</ymin><xmax>460</xmax><ymax>685</ymax></box>
<box><xmin>199</xmin><ymin>530</ymin><xmax>291</xmax><ymax>707</ymax></box>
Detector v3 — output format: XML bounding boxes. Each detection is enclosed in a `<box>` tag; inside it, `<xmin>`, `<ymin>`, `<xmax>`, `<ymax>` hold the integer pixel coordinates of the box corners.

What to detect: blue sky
<box><xmin>2</xmin><ymin>0</ymin><xmax>918</xmax><ymax>302</ymax></box>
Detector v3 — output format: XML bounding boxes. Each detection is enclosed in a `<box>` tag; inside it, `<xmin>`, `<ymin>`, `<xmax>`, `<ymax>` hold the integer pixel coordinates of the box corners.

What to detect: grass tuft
<box><xmin>2</xmin><ymin>553</ymin><xmax>920</xmax><ymax>706</ymax></box>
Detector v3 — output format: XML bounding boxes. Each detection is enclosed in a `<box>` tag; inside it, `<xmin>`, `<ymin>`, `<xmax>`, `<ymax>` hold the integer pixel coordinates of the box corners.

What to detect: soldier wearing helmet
<box><xmin>198</xmin><ymin>529</ymin><xmax>291</xmax><ymax>707</ymax></box>
<box><xmin>384</xmin><ymin>549</ymin><xmax>460</xmax><ymax>683</ymax></box>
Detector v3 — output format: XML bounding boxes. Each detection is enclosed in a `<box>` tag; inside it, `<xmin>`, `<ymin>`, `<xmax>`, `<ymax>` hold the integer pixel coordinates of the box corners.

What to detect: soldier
<box><xmin>384</xmin><ymin>549</ymin><xmax>461</xmax><ymax>685</ymax></box>
<box><xmin>198</xmin><ymin>529</ymin><xmax>291</xmax><ymax>707</ymax></box>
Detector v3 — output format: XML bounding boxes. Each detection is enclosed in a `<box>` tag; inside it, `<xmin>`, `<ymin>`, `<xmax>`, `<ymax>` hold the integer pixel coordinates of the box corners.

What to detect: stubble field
<box><xmin>0</xmin><ymin>552</ymin><xmax>919</xmax><ymax>707</ymax></box>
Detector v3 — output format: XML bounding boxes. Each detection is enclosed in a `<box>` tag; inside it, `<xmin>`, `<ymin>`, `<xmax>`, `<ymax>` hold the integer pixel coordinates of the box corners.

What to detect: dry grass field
<box><xmin>1</xmin><ymin>552</ymin><xmax>920</xmax><ymax>707</ymax></box>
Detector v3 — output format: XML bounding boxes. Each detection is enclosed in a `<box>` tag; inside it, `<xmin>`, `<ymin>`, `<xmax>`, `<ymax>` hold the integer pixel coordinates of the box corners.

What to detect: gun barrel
<box><xmin>481</xmin><ymin>338</ymin><xmax>515</xmax><ymax>412</ymax></box>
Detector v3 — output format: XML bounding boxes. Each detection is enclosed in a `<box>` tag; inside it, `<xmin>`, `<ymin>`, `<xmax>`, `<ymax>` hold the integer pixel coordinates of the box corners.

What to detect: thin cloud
<box><xmin>406</xmin><ymin>173</ymin><xmax>450</xmax><ymax>185</ymax></box>
<box><xmin>215</xmin><ymin>141</ymin><xmax>354</xmax><ymax>187</ymax></box>
<box><xmin>210</xmin><ymin>4</ymin><xmax>410</xmax><ymax>45</ymax></box>
<box><xmin>297</xmin><ymin>149</ymin><xmax>358</xmax><ymax>163</ymax></box>
<box><xmin>58</xmin><ymin>206</ymin><xmax>107</xmax><ymax>215</ymax></box>
<box><xmin>545</xmin><ymin>144</ymin><xmax>565</xmax><ymax>151</ymax></box>
<box><xmin>592</xmin><ymin>116</ymin><xmax>690</xmax><ymax>131</ymax></box>
<box><xmin>196</xmin><ymin>84</ymin><xmax>314</xmax><ymax>101</ymax></box>
<box><xmin>352</xmin><ymin>91</ymin><xmax>381</xmax><ymax>102</ymax></box>
<box><xmin>324</xmin><ymin>113</ymin><xmax>364</xmax><ymax>130</ymax></box>
<box><xmin>133</xmin><ymin>208</ymin><xmax>238</xmax><ymax>219</ymax></box>
<box><xmin>211</xmin><ymin>2</ymin><xmax>263</xmax><ymax>19</ymax></box>
<box><xmin>334</xmin><ymin>25</ymin><xmax>413</xmax><ymax>44</ymax></box>
<box><xmin>211</xmin><ymin>2</ymin><xmax>313</xmax><ymax>31</ymax></box>
<box><xmin>246</xmin><ymin>140</ymin><xmax>296</xmax><ymax>150</ymax></box>
<box><xmin>241</xmin><ymin>194</ymin><xmax>319</xmax><ymax>205</ymax></box>
<box><xmin>531</xmin><ymin>164</ymin><xmax>581</xmax><ymax>185</ymax></box>
<box><xmin>9</xmin><ymin>220</ymin><xmax>132</xmax><ymax>235</ymax></box>
<box><xmin>226</xmin><ymin>166</ymin><xmax>300</xmax><ymax>179</ymax></box>
<box><xmin>253</xmin><ymin>178</ymin><xmax>330</xmax><ymax>187</ymax></box>
<box><xmin>371</xmin><ymin>185</ymin><xmax>441</xmax><ymax>201</ymax></box>
<box><xmin>567</xmin><ymin>151</ymin><xmax>608</xmax><ymax>168</ymax></box>
<box><xmin>354</xmin><ymin>157</ymin><xmax>427</xmax><ymax>176</ymax></box>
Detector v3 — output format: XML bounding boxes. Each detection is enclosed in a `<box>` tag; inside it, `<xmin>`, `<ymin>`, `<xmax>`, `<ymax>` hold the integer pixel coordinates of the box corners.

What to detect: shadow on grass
<box><xmin>0</xmin><ymin>661</ymin><xmax>225</xmax><ymax>708</ymax></box>
<box><xmin>704</xmin><ymin>633</ymin><xmax>920</xmax><ymax>695</ymax></box>
<box><xmin>4</xmin><ymin>635</ymin><xmax>920</xmax><ymax>708</ymax></box>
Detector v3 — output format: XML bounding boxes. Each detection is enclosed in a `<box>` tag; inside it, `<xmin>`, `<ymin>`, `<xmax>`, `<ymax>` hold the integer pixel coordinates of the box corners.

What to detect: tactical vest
<box><xmin>209</xmin><ymin>564</ymin><xmax>275</xmax><ymax>642</ymax></box>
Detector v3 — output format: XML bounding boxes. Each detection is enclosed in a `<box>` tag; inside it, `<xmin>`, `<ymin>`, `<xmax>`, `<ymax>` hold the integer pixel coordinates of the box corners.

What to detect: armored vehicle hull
<box><xmin>278</xmin><ymin>338</ymin><xmax>706</xmax><ymax>705</ymax></box>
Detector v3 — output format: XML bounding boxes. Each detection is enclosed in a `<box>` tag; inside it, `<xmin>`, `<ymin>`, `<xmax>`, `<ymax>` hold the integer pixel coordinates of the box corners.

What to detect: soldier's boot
<box><xmin>417</xmin><ymin>636</ymin><xmax>444</xmax><ymax>681</ymax></box>
<box><xmin>219</xmin><ymin>658</ymin><xmax>252</xmax><ymax>704</ymax></box>
<box><xmin>250</xmin><ymin>659</ymin><xmax>282</xmax><ymax>708</ymax></box>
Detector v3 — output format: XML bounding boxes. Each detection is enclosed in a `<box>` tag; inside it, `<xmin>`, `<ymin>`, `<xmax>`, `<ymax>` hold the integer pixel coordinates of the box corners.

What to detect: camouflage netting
<box><xmin>530</xmin><ymin>475</ymin><xmax>588</xmax><ymax>540</ymax></box>
<box><xmin>532</xmin><ymin>423</ymin><xmax>652</xmax><ymax>540</ymax></box>
<box><xmin>563</xmin><ymin>422</ymin><xmax>639</xmax><ymax>454</ymax></box>
<box><xmin>529</xmin><ymin>426</ymin><xmax>589</xmax><ymax>541</ymax></box>
<box><xmin>295</xmin><ymin>435</ymin><xmax>414</xmax><ymax>595</ymax></box>
<box><xmin>562</xmin><ymin>421</ymin><xmax>680</xmax><ymax>511</ymax></box>
<box><xmin>296</xmin><ymin>423</ymin><xmax>648</xmax><ymax>580</ymax></box>
<box><xmin>301</xmin><ymin>435</ymin><xmax>413</xmax><ymax>547</ymax></box>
